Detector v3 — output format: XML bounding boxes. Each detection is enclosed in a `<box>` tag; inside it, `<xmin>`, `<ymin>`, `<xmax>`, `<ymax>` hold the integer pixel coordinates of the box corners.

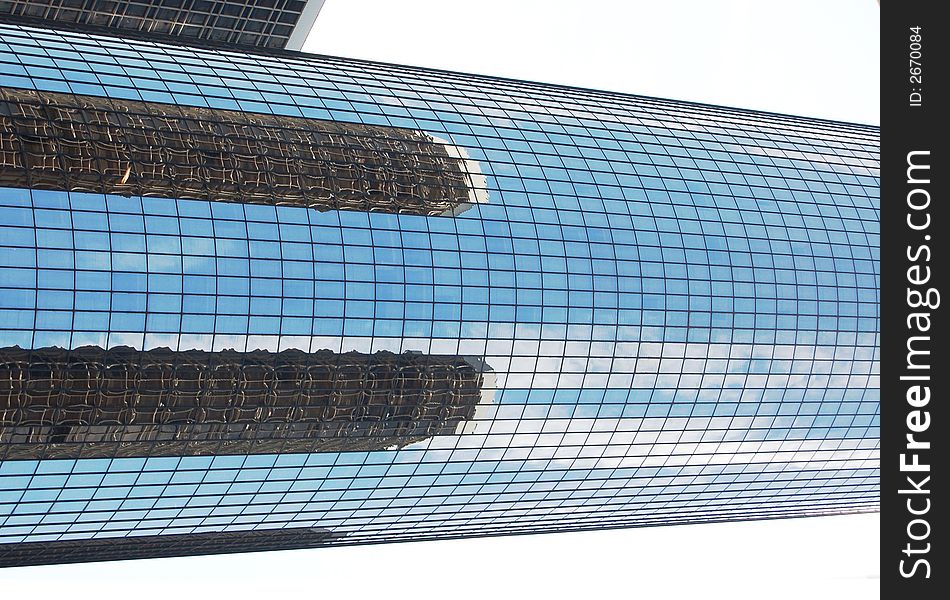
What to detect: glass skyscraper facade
<box><xmin>0</xmin><ymin>21</ymin><xmax>879</xmax><ymax>566</ymax></box>
<box><xmin>0</xmin><ymin>0</ymin><xmax>325</xmax><ymax>49</ymax></box>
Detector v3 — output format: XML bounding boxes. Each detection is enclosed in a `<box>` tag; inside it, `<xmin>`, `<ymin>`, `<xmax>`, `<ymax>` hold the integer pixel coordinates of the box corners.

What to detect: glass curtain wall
<box><xmin>0</xmin><ymin>23</ymin><xmax>879</xmax><ymax>556</ymax></box>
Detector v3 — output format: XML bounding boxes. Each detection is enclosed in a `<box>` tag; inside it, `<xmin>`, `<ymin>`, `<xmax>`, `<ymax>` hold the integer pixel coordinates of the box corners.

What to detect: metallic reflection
<box><xmin>0</xmin><ymin>87</ymin><xmax>485</xmax><ymax>216</ymax></box>
<box><xmin>0</xmin><ymin>525</ymin><xmax>340</xmax><ymax>567</ymax></box>
<box><xmin>0</xmin><ymin>345</ymin><xmax>493</xmax><ymax>459</ymax></box>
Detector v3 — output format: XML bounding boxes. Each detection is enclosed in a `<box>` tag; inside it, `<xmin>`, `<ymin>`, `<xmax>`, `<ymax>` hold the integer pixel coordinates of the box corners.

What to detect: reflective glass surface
<box><xmin>0</xmin><ymin>0</ymin><xmax>315</xmax><ymax>49</ymax></box>
<box><xmin>0</xmin><ymin>23</ymin><xmax>879</xmax><ymax>550</ymax></box>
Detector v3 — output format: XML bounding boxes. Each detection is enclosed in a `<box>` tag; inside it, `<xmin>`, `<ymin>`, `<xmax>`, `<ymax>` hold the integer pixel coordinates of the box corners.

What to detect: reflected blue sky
<box><xmin>0</xmin><ymin>23</ymin><xmax>879</xmax><ymax>546</ymax></box>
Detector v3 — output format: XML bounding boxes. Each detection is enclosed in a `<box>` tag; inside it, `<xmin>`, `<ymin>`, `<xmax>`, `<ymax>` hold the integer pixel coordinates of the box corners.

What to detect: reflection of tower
<box><xmin>0</xmin><ymin>526</ymin><xmax>340</xmax><ymax>567</ymax></box>
<box><xmin>0</xmin><ymin>88</ymin><xmax>486</xmax><ymax>217</ymax></box>
<box><xmin>455</xmin><ymin>356</ymin><xmax>496</xmax><ymax>435</ymax></box>
<box><xmin>0</xmin><ymin>345</ymin><xmax>493</xmax><ymax>460</ymax></box>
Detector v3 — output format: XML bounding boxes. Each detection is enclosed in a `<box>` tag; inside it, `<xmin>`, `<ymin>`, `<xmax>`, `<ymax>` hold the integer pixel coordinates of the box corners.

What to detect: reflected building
<box><xmin>0</xmin><ymin>525</ymin><xmax>340</xmax><ymax>566</ymax></box>
<box><xmin>0</xmin><ymin>13</ymin><xmax>878</xmax><ymax>568</ymax></box>
<box><xmin>0</xmin><ymin>86</ymin><xmax>487</xmax><ymax>216</ymax></box>
<box><xmin>0</xmin><ymin>345</ymin><xmax>492</xmax><ymax>460</ymax></box>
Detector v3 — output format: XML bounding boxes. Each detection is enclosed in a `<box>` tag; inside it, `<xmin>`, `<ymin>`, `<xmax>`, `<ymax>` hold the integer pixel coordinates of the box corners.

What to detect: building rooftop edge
<box><xmin>285</xmin><ymin>0</ymin><xmax>326</xmax><ymax>51</ymax></box>
<box><xmin>0</xmin><ymin>18</ymin><xmax>880</xmax><ymax>131</ymax></box>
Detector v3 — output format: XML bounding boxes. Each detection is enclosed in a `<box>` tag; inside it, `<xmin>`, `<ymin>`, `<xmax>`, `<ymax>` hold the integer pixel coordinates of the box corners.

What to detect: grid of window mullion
<box><xmin>2</xmin><ymin>27</ymin><xmax>881</xmax><ymax>155</ymax></box>
<box><xmin>4</xmin><ymin>478</ymin><xmax>878</xmax><ymax>542</ymax></box>
<box><xmin>0</xmin><ymin>21</ymin><xmax>879</xmax><ymax>554</ymax></box>
<box><xmin>0</xmin><ymin>1</ymin><xmax>308</xmax><ymax>48</ymax></box>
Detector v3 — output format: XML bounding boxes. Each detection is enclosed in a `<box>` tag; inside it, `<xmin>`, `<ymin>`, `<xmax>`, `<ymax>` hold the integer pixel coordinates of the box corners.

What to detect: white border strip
<box><xmin>285</xmin><ymin>0</ymin><xmax>327</xmax><ymax>50</ymax></box>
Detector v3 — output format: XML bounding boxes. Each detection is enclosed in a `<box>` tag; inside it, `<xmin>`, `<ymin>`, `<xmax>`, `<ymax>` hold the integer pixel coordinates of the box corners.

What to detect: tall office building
<box><xmin>0</xmin><ymin>11</ymin><xmax>878</xmax><ymax>567</ymax></box>
<box><xmin>0</xmin><ymin>0</ymin><xmax>326</xmax><ymax>49</ymax></box>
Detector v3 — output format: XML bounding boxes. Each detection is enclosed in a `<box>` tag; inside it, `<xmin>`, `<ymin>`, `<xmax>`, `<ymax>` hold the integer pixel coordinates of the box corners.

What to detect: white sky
<box><xmin>3</xmin><ymin>514</ymin><xmax>879</xmax><ymax>600</ymax></box>
<box><xmin>0</xmin><ymin>1</ymin><xmax>880</xmax><ymax>597</ymax></box>
<box><xmin>307</xmin><ymin>0</ymin><xmax>880</xmax><ymax>125</ymax></box>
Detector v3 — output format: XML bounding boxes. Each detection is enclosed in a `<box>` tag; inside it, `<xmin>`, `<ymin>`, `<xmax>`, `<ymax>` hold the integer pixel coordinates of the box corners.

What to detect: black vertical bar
<box><xmin>881</xmin><ymin>1</ymin><xmax>945</xmax><ymax>597</ymax></box>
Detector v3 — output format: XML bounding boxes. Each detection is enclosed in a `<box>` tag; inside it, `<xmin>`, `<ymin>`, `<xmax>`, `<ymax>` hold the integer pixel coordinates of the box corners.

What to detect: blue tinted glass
<box><xmin>0</xmin><ymin>23</ymin><xmax>878</xmax><ymax>552</ymax></box>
